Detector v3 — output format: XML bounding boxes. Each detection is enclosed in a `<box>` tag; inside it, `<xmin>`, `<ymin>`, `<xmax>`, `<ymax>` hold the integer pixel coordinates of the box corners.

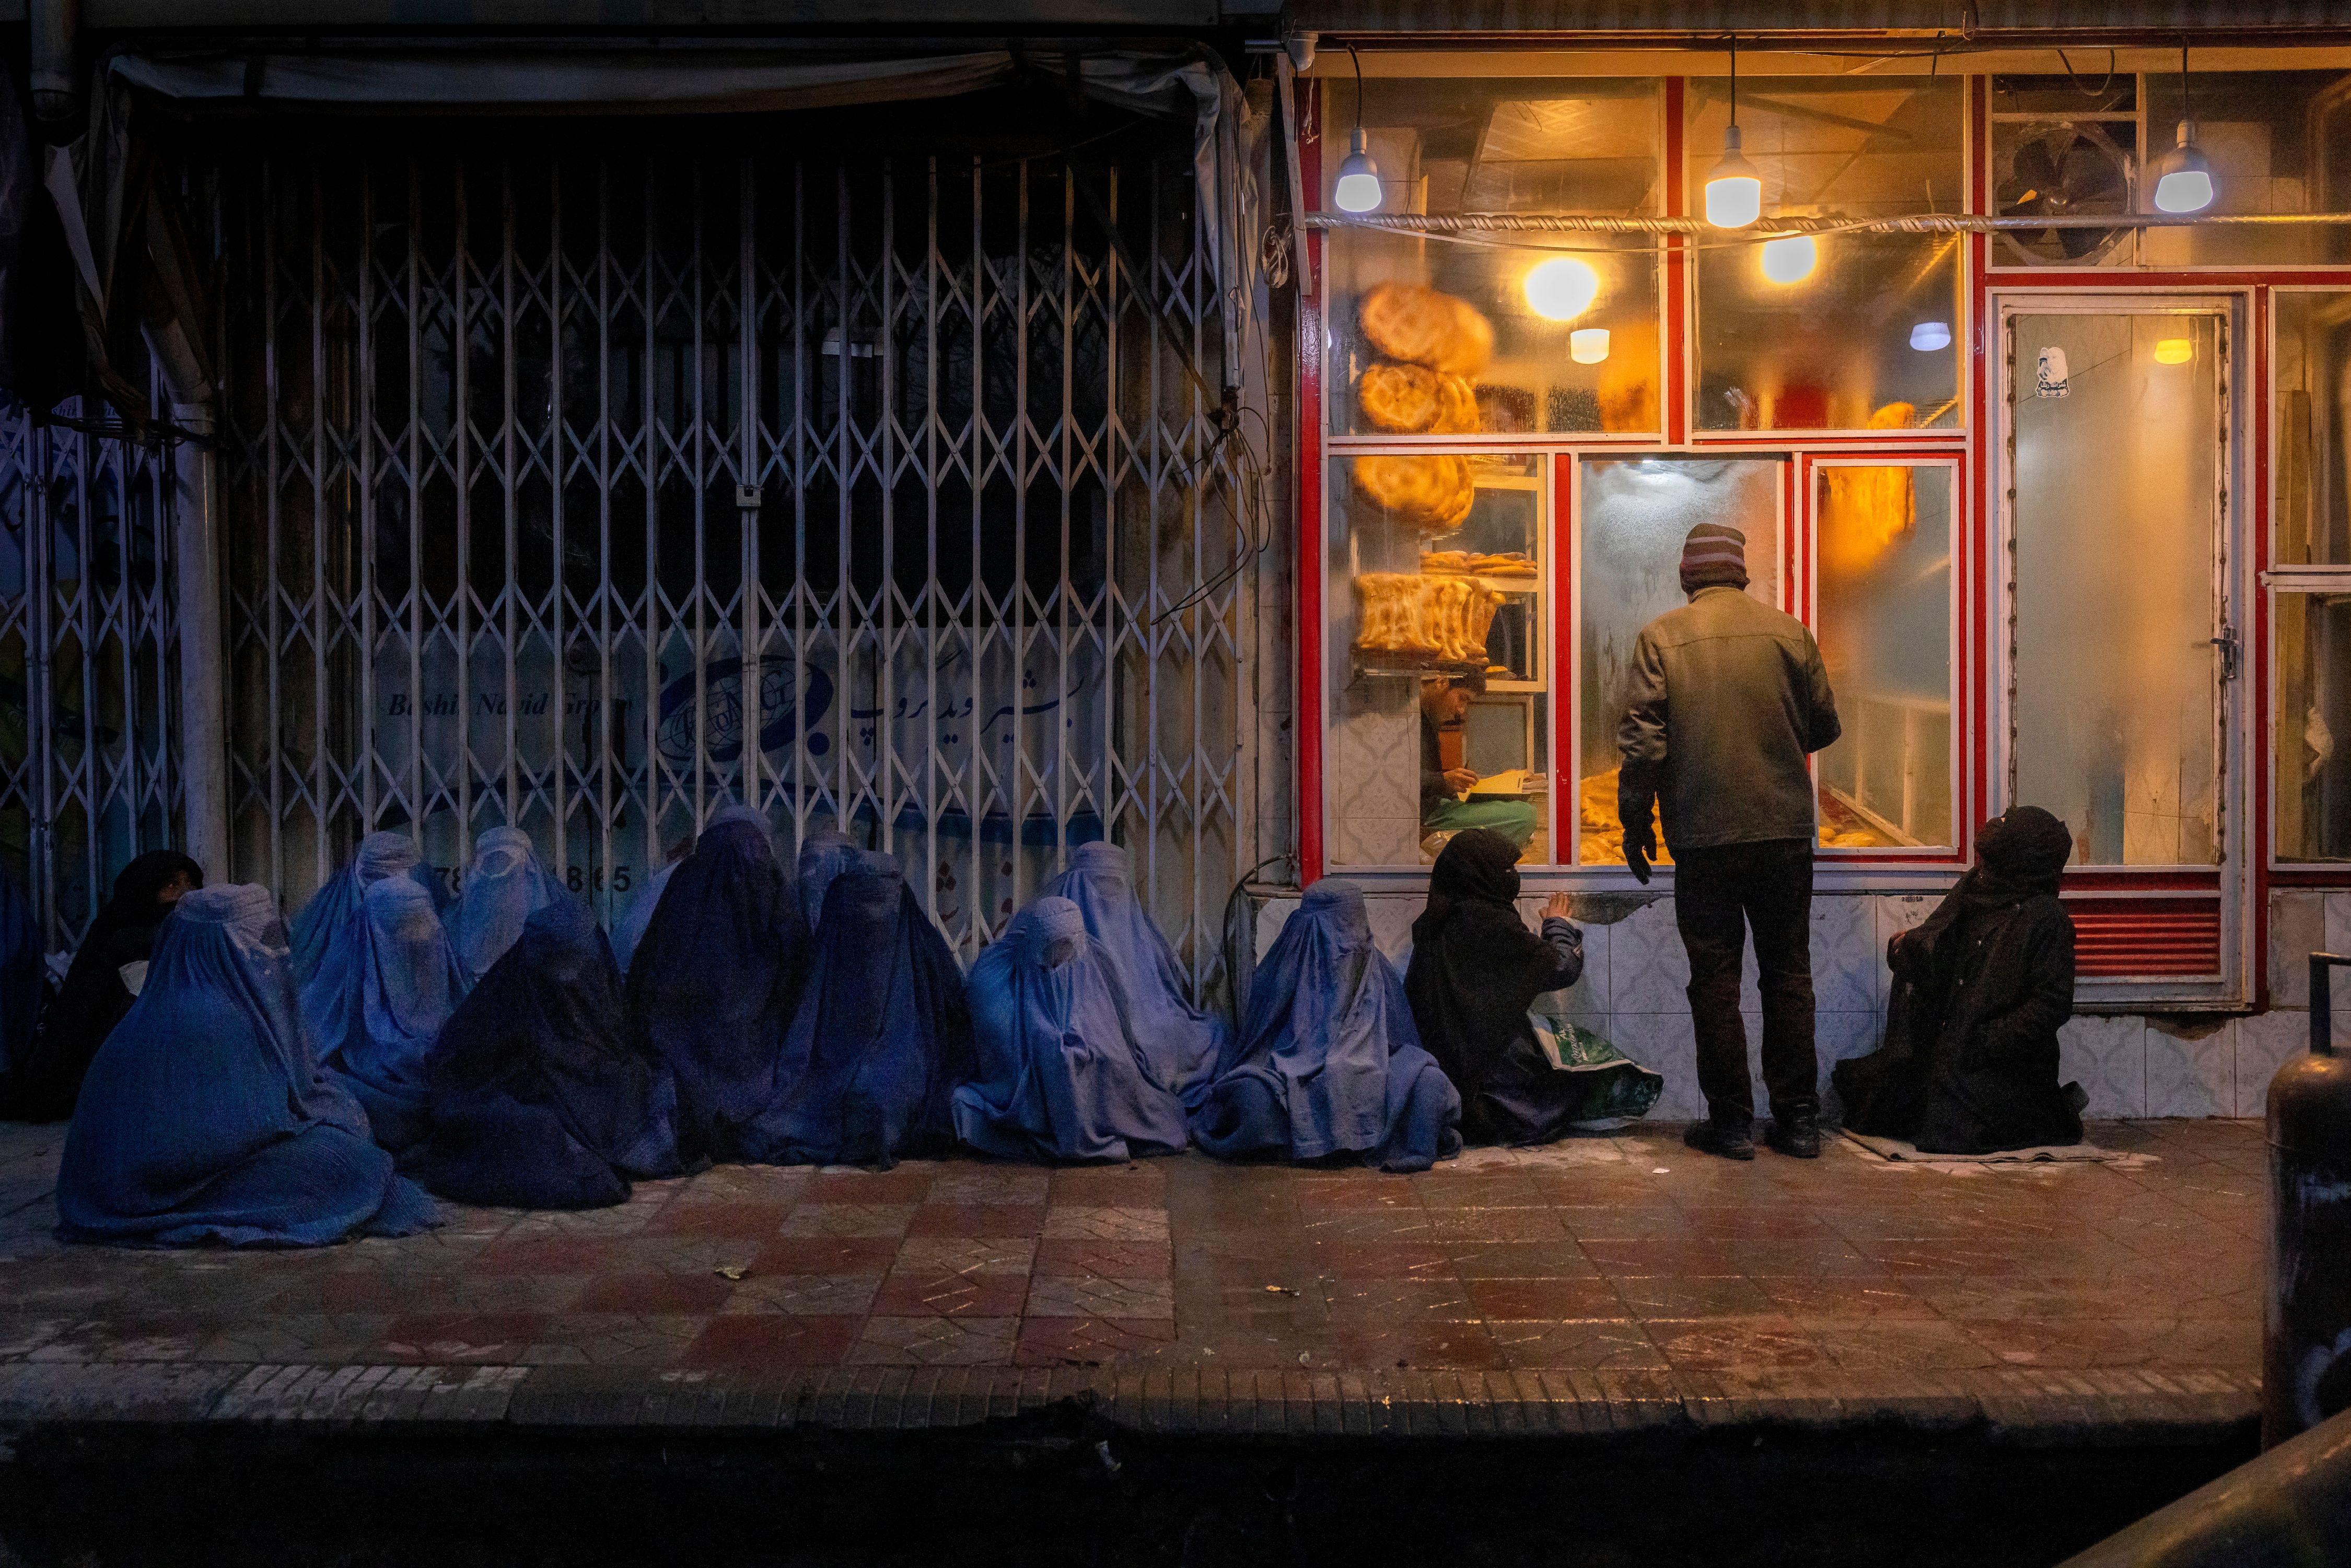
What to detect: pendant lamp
<box><xmin>1332</xmin><ymin>45</ymin><xmax>1382</xmax><ymax>214</ymax></box>
<box><xmin>2152</xmin><ymin>41</ymin><xmax>2216</xmax><ymax>216</ymax></box>
<box><xmin>1705</xmin><ymin>34</ymin><xmax>1763</xmax><ymax>229</ymax></box>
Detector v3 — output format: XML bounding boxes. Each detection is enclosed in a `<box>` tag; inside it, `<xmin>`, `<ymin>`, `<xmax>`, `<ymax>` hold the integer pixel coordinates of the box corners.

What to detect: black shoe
<box><xmin>1765</xmin><ymin>1114</ymin><xmax>1821</xmax><ymax>1159</ymax></box>
<box><xmin>1683</xmin><ymin>1119</ymin><xmax>1756</xmax><ymax>1162</ymax></box>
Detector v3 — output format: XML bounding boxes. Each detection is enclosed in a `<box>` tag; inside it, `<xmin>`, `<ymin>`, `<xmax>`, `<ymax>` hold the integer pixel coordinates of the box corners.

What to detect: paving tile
<box><xmin>1648</xmin><ymin>1316</ymin><xmax>1824</xmax><ymax>1371</ymax></box>
<box><xmin>806</xmin><ymin>1171</ymin><xmax>936</xmax><ymax>1204</ymax></box>
<box><xmin>643</xmin><ymin>1203</ymin><xmax>790</xmax><ymax>1240</ymax></box>
<box><xmin>775</xmin><ymin>1203</ymin><xmax>918</xmax><ymax>1239</ymax></box>
<box><xmin>869</xmin><ymin>1271</ymin><xmax>1030</xmax><ymax>1318</ymax></box>
<box><xmin>1488</xmin><ymin>1320</ymin><xmax>1666</xmax><ymax>1371</ymax></box>
<box><xmin>1322</xmin><ymin>1277</ymin><xmax>1481</xmax><ymax>1323</ymax></box>
<box><xmin>929</xmin><ymin>1168</ymin><xmax>1053</xmax><ymax>1206</ymax></box>
<box><xmin>1014</xmin><ymin>1317</ymin><xmax>1178</xmax><ymax>1367</ymax></box>
<box><xmin>716</xmin><ymin>1274</ymin><xmax>883</xmax><ymax>1317</ymax></box>
<box><xmin>906</xmin><ymin>1204</ymin><xmax>1048</xmax><ymax>1239</ymax></box>
<box><xmin>574</xmin><ymin>1271</ymin><xmax>738</xmax><ymax>1315</ymax></box>
<box><xmin>376</xmin><ymin>1312</ymin><xmax>550</xmax><ymax>1363</ymax></box>
<box><xmin>518</xmin><ymin>1314</ymin><xmax>708</xmax><ymax>1366</ymax></box>
<box><xmin>892</xmin><ymin>1237</ymin><xmax>1037</xmax><ymax>1276</ymax></box>
<box><xmin>748</xmin><ymin>1236</ymin><xmax>904</xmax><ymax>1276</ymax></box>
<box><xmin>1464</xmin><ymin>1278</ymin><xmax>1624</xmax><ymax>1319</ymax></box>
<box><xmin>1032</xmin><ymin>1239</ymin><xmax>1170</xmax><ymax>1278</ymax></box>
<box><xmin>682</xmin><ymin>1315</ymin><xmax>859</xmax><ymax>1368</ymax></box>
<box><xmin>1026</xmin><ymin>1276</ymin><xmax>1175</xmax><ymax>1318</ymax></box>
<box><xmin>1333</xmin><ymin>1321</ymin><xmax>1505</xmax><ymax>1371</ymax></box>
<box><xmin>1042</xmin><ymin>1207</ymin><xmax>1170</xmax><ymax>1242</ymax></box>
<box><xmin>849</xmin><ymin>1316</ymin><xmax>1021</xmax><ymax>1366</ymax></box>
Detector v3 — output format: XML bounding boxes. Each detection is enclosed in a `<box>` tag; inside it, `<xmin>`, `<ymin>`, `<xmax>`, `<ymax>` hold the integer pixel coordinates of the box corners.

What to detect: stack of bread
<box><xmin>1421</xmin><ymin>549</ymin><xmax>1536</xmax><ymax>579</ymax></box>
<box><xmin>1352</xmin><ymin>283</ymin><xmax>1493</xmax><ymax>534</ymax></box>
<box><xmin>1352</xmin><ymin>572</ymin><xmax>1505</xmax><ymax>666</ymax></box>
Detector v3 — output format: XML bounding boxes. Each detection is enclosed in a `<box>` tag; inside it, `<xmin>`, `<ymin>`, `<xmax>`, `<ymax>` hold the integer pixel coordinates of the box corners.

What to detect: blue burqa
<box><xmin>446</xmin><ymin>826</ymin><xmax>567</xmax><ymax>984</ymax></box>
<box><xmin>315</xmin><ymin>874</ymin><xmax>467</xmax><ymax>1159</ymax></box>
<box><xmin>1191</xmin><ymin>879</ymin><xmax>1462</xmax><ymax>1173</ymax></box>
<box><xmin>953</xmin><ymin>896</ymin><xmax>1189</xmax><ymax>1163</ymax></box>
<box><xmin>423</xmin><ymin>897</ymin><xmax>682</xmax><ymax>1209</ymax></box>
<box><xmin>741</xmin><ymin>849</ymin><xmax>973</xmax><ymax>1167</ymax></box>
<box><xmin>624</xmin><ymin>804</ymin><xmax>806</xmax><ymax>1162</ymax></box>
<box><xmin>1043</xmin><ymin>841</ymin><xmax>1226</xmax><ymax>1108</ymax></box>
<box><xmin>610</xmin><ymin>859</ymin><xmax>679</xmax><ymax>979</ymax></box>
<box><xmin>55</xmin><ymin>884</ymin><xmax>437</xmax><ymax>1246</ymax></box>
<box><xmin>291</xmin><ymin>830</ymin><xmax>432</xmax><ymax>1029</ymax></box>
<box><xmin>795</xmin><ymin>829</ymin><xmax>862</xmax><ymax>935</ymax></box>
<box><xmin>0</xmin><ymin>865</ymin><xmax>40</xmax><ymax>1077</ymax></box>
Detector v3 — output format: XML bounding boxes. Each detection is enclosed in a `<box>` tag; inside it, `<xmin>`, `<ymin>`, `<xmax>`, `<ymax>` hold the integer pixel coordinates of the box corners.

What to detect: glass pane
<box><xmin>2140</xmin><ymin>72</ymin><xmax>2351</xmax><ymax>268</ymax></box>
<box><xmin>1991</xmin><ymin>74</ymin><xmax>2140</xmax><ymax>268</ymax></box>
<box><xmin>1576</xmin><ymin>458</ymin><xmax>1780</xmax><ymax>865</ymax></box>
<box><xmin>2276</xmin><ymin>591</ymin><xmax>2351</xmax><ymax>861</ymax></box>
<box><xmin>1688</xmin><ymin>77</ymin><xmax>1963</xmax><ymax>431</ymax></box>
<box><xmin>1815</xmin><ymin>463</ymin><xmax>1954</xmax><ymax>849</ymax></box>
<box><xmin>1326</xmin><ymin>452</ymin><xmax>1551</xmax><ymax>868</ymax></box>
<box><xmin>2011</xmin><ymin>312</ymin><xmax>2221</xmax><ymax>866</ymax></box>
<box><xmin>2275</xmin><ymin>290</ymin><xmax>2351</xmax><ymax>566</ymax></box>
<box><xmin>1324</xmin><ymin>77</ymin><xmax>1662</xmax><ymax>438</ymax></box>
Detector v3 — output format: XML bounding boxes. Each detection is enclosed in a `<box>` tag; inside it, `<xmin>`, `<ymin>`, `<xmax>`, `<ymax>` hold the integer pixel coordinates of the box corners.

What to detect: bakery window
<box><xmin>2276</xmin><ymin>589</ymin><xmax>2351</xmax><ymax>862</ymax></box>
<box><xmin>1322</xmin><ymin>76</ymin><xmax>1663</xmax><ymax>440</ymax></box>
<box><xmin>1812</xmin><ymin>459</ymin><xmax>1957</xmax><ymax>851</ymax></box>
<box><xmin>1686</xmin><ymin>78</ymin><xmax>1963</xmax><ymax>433</ymax></box>
<box><xmin>1574</xmin><ymin>457</ymin><xmax>1780</xmax><ymax>866</ymax></box>
<box><xmin>1324</xmin><ymin>451</ymin><xmax>1552</xmax><ymax>869</ymax></box>
<box><xmin>2277</xmin><ymin>289</ymin><xmax>2351</xmax><ymax>567</ymax></box>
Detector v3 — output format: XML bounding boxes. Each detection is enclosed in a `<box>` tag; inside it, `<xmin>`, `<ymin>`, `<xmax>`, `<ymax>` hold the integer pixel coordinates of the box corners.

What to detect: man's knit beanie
<box><xmin>1680</xmin><ymin>522</ymin><xmax>1749</xmax><ymax>593</ymax></box>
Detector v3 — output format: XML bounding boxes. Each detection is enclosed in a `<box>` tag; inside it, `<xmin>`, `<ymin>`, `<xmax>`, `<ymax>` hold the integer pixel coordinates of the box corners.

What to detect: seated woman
<box><xmin>610</xmin><ymin>837</ymin><xmax>692</xmax><ymax>979</ymax></box>
<box><xmin>742</xmin><ymin>847</ymin><xmax>971</xmax><ymax>1167</ymax></box>
<box><xmin>624</xmin><ymin>804</ymin><xmax>806</xmax><ymax>1162</ymax></box>
<box><xmin>446</xmin><ymin>826</ymin><xmax>568</xmax><ymax>985</ymax></box>
<box><xmin>292</xmin><ymin>830</ymin><xmax>431</xmax><ymax>1027</ymax></box>
<box><xmin>422</xmin><ymin>896</ymin><xmax>681</xmax><ymax>1209</ymax></box>
<box><xmin>8</xmin><ymin>850</ymin><xmax>202</xmax><ymax>1122</ymax></box>
<box><xmin>313</xmin><ymin>875</ymin><xmax>468</xmax><ymax>1160</ymax></box>
<box><xmin>1193</xmin><ymin>879</ymin><xmax>1461</xmax><ymax>1173</ymax></box>
<box><xmin>1835</xmin><ymin>805</ymin><xmax>2084</xmax><ymax>1155</ymax></box>
<box><xmin>1404</xmin><ymin>829</ymin><xmax>1638</xmax><ymax>1146</ymax></box>
<box><xmin>56</xmin><ymin>884</ymin><xmax>436</xmax><ymax>1246</ymax></box>
<box><xmin>954</xmin><ymin>895</ymin><xmax>1189</xmax><ymax>1163</ymax></box>
<box><xmin>1043</xmin><ymin>841</ymin><xmax>1226</xmax><ymax>1109</ymax></box>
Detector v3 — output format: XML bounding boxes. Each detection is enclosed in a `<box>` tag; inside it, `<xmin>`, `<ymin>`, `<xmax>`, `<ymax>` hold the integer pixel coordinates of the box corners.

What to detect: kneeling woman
<box><xmin>57</xmin><ymin>885</ymin><xmax>436</xmax><ymax>1246</ymax></box>
<box><xmin>1403</xmin><ymin>829</ymin><xmax>1592</xmax><ymax>1145</ymax></box>
<box><xmin>1835</xmin><ymin>805</ymin><xmax>2083</xmax><ymax>1155</ymax></box>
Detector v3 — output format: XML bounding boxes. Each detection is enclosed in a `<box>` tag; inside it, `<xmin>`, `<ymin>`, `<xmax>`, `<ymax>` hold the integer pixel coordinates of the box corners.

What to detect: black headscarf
<box><xmin>7</xmin><ymin>850</ymin><xmax>202</xmax><ymax>1121</ymax></box>
<box><xmin>1902</xmin><ymin>806</ymin><xmax>2074</xmax><ymax>980</ymax></box>
<box><xmin>1403</xmin><ymin>830</ymin><xmax>1565</xmax><ymax>1095</ymax></box>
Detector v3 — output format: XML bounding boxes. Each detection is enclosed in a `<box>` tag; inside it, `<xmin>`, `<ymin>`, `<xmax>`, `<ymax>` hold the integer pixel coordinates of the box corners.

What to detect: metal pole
<box><xmin>169</xmin><ymin>400</ymin><xmax>229</xmax><ymax>882</ymax></box>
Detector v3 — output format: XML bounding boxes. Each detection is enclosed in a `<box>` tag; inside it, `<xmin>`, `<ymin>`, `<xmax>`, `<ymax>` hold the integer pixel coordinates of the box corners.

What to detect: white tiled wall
<box><xmin>1251</xmin><ymin>885</ymin><xmax>2351</xmax><ymax>1122</ymax></box>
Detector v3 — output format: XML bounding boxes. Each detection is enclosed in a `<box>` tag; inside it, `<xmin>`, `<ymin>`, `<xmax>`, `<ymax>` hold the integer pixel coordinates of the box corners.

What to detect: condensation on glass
<box><xmin>1325</xmin><ymin>451</ymin><xmax>1549</xmax><ymax>868</ymax></box>
<box><xmin>1322</xmin><ymin>78</ymin><xmax>1663</xmax><ymax>439</ymax></box>
<box><xmin>2276</xmin><ymin>591</ymin><xmax>2351</xmax><ymax>861</ymax></box>
<box><xmin>2276</xmin><ymin>290</ymin><xmax>2351</xmax><ymax>566</ymax></box>
<box><xmin>0</xmin><ymin>394</ymin><xmax>183</xmax><ymax>949</ymax></box>
<box><xmin>218</xmin><ymin>136</ymin><xmax>1261</xmax><ymax>988</ymax></box>
<box><xmin>2010</xmin><ymin>312</ymin><xmax>2224</xmax><ymax>867</ymax></box>
<box><xmin>1814</xmin><ymin>462</ymin><xmax>1954</xmax><ymax>850</ymax></box>
<box><xmin>1688</xmin><ymin>77</ymin><xmax>1963</xmax><ymax>432</ymax></box>
<box><xmin>1575</xmin><ymin>457</ymin><xmax>1779</xmax><ymax>865</ymax></box>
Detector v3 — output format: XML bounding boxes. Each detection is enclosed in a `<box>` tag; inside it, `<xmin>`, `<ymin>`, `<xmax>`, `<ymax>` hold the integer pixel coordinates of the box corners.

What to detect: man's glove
<box><xmin>1622</xmin><ymin>821</ymin><xmax>1656</xmax><ymax>885</ymax></box>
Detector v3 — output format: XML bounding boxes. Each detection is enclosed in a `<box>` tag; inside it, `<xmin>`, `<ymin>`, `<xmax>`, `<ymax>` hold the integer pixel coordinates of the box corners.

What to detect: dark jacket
<box><xmin>1836</xmin><ymin>885</ymin><xmax>2081</xmax><ymax>1154</ymax></box>
<box><xmin>1419</xmin><ymin>706</ymin><xmax>1452</xmax><ymax>822</ymax></box>
<box><xmin>1615</xmin><ymin>587</ymin><xmax>1840</xmax><ymax>852</ymax></box>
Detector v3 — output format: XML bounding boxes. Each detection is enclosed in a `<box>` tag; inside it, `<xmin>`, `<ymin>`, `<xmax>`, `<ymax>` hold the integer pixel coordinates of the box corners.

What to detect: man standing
<box><xmin>1420</xmin><ymin>674</ymin><xmax>1537</xmax><ymax>853</ymax></box>
<box><xmin>1616</xmin><ymin>523</ymin><xmax>1840</xmax><ymax>1161</ymax></box>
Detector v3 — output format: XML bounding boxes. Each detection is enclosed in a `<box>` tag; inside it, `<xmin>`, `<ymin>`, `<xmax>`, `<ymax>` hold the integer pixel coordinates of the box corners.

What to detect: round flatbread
<box><xmin>1353</xmin><ymin>453</ymin><xmax>1471</xmax><ymax>530</ymax></box>
<box><xmin>1432</xmin><ymin>297</ymin><xmax>1493</xmax><ymax>378</ymax></box>
<box><xmin>1359</xmin><ymin>284</ymin><xmax>1494</xmax><ymax>378</ymax></box>
<box><xmin>1429</xmin><ymin>373</ymin><xmax>1480</xmax><ymax>434</ymax></box>
<box><xmin>1356</xmin><ymin>362</ymin><xmax>1441</xmax><ymax>432</ymax></box>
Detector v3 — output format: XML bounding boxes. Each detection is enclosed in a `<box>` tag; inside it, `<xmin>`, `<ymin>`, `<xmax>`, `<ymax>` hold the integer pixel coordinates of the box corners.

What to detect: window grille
<box><xmin>0</xmin><ymin>395</ymin><xmax>184</xmax><ymax>947</ymax></box>
<box><xmin>219</xmin><ymin>126</ymin><xmax>1265</xmax><ymax>990</ymax></box>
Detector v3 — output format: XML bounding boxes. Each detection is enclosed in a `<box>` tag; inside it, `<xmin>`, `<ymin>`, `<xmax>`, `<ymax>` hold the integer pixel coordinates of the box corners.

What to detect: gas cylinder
<box><xmin>2263</xmin><ymin>952</ymin><xmax>2351</xmax><ymax>1447</ymax></box>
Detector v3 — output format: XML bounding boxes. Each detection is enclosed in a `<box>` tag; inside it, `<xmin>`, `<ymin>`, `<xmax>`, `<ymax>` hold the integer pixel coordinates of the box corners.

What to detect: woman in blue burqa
<box><xmin>56</xmin><ymin>883</ymin><xmax>437</xmax><ymax>1245</ymax></box>
<box><xmin>1193</xmin><ymin>879</ymin><xmax>1462</xmax><ymax>1172</ymax></box>
<box><xmin>953</xmin><ymin>895</ymin><xmax>1189</xmax><ymax>1162</ymax></box>
<box><xmin>6</xmin><ymin>850</ymin><xmax>202</xmax><ymax>1122</ymax></box>
<box><xmin>1042</xmin><ymin>841</ymin><xmax>1226</xmax><ymax>1109</ymax></box>
<box><xmin>624</xmin><ymin>804</ymin><xmax>807</xmax><ymax>1162</ymax></box>
<box><xmin>312</xmin><ymin>875</ymin><xmax>468</xmax><ymax>1160</ymax></box>
<box><xmin>740</xmin><ymin>841</ymin><xmax>972</xmax><ymax>1167</ymax></box>
<box><xmin>291</xmin><ymin>830</ymin><xmax>434</xmax><ymax>1028</ymax></box>
<box><xmin>422</xmin><ymin>895</ymin><xmax>682</xmax><ymax>1208</ymax></box>
<box><xmin>446</xmin><ymin>825</ymin><xmax>568</xmax><ymax>985</ymax></box>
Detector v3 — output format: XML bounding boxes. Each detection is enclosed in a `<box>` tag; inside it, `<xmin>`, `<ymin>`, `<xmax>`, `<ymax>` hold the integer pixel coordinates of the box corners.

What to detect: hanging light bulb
<box><xmin>1331</xmin><ymin>45</ymin><xmax>1382</xmax><ymax>214</ymax></box>
<box><xmin>2152</xmin><ymin>41</ymin><xmax>2216</xmax><ymax>215</ymax></box>
<box><xmin>1759</xmin><ymin>234</ymin><xmax>1818</xmax><ymax>285</ymax></box>
<box><xmin>1524</xmin><ymin>257</ymin><xmax>1600</xmax><ymax>320</ymax></box>
<box><xmin>1910</xmin><ymin>321</ymin><xmax>1953</xmax><ymax>352</ymax></box>
<box><xmin>2154</xmin><ymin>337</ymin><xmax>2194</xmax><ymax>365</ymax></box>
<box><xmin>1570</xmin><ymin>328</ymin><xmax>1611</xmax><ymax>364</ymax></box>
<box><xmin>1705</xmin><ymin>33</ymin><xmax>1763</xmax><ymax>229</ymax></box>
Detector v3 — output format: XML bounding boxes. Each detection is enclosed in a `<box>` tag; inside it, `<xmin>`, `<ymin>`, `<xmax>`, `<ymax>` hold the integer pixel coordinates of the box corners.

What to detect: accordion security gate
<box><xmin>0</xmin><ymin>398</ymin><xmax>183</xmax><ymax>950</ymax></box>
<box><xmin>223</xmin><ymin>131</ymin><xmax>1259</xmax><ymax>989</ymax></box>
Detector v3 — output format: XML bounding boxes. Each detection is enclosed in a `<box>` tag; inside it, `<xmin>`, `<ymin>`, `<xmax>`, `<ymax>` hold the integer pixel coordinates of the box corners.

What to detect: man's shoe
<box><xmin>1765</xmin><ymin>1114</ymin><xmax>1821</xmax><ymax>1159</ymax></box>
<box><xmin>1683</xmin><ymin>1119</ymin><xmax>1756</xmax><ymax>1162</ymax></box>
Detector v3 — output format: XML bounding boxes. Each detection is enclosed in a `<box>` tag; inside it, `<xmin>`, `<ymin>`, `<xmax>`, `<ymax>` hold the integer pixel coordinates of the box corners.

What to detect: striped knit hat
<box><xmin>1680</xmin><ymin>522</ymin><xmax>1749</xmax><ymax>592</ymax></box>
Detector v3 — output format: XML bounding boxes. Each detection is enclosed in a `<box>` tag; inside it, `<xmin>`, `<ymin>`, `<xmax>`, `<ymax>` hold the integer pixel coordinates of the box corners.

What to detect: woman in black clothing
<box><xmin>4</xmin><ymin>851</ymin><xmax>202</xmax><ymax>1122</ymax></box>
<box><xmin>1836</xmin><ymin>806</ymin><xmax>2083</xmax><ymax>1154</ymax></box>
<box><xmin>1403</xmin><ymin>828</ymin><xmax>1590</xmax><ymax>1145</ymax></box>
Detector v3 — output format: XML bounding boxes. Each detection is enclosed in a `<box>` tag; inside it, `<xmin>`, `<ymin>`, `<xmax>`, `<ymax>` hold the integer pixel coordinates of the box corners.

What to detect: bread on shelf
<box><xmin>1352</xmin><ymin>572</ymin><xmax>1504</xmax><ymax>665</ymax></box>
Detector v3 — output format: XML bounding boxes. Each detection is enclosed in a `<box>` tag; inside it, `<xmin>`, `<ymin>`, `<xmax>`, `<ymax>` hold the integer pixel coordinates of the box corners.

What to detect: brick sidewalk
<box><xmin>0</xmin><ymin>1119</ymin><xmax>2266</xmax><ymax>1436</ymax></box>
